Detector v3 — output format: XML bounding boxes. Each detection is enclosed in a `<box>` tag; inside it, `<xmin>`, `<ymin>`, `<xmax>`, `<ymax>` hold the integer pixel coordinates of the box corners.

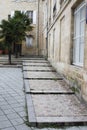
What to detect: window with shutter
<box><xmin>26</xmin><ymin>10</ymin><xmax>36</xmax><ymax>24</ymax></box>
<box><xmin>33</xmin><ymin>11</ymin><xmax>36</xmax><ymax>24</ymax></box>
<box><xmin>26</xmin><ymin>11</ymin><xmax>33</xmax><ymax>23</ymax></box>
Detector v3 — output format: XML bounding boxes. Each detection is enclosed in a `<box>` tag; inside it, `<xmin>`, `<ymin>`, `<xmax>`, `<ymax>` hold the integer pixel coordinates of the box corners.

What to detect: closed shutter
<box><xmin>11</xmin><ymin>11</ymin><xmax>14</xmax><ymax>17</ymax></box>
<box><xmin>33</xmin><ymin>10</ymin><xmax>36</xmax><ymax>24</ymax></box>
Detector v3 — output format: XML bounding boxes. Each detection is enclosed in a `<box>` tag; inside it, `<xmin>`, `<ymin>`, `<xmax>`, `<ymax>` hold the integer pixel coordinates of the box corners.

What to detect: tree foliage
<box><xmin>0</xmin><ymin>11</ymin><xmax>33</xmax><ymax>64</ymax></box>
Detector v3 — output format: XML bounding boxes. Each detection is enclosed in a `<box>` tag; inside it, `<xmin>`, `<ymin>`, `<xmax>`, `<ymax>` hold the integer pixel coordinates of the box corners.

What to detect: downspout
<box><xmin>37</xmin><ymin>0</ymin><xmax>40</xmax><ymax>55</ymax></box>
<box><xmin>46</xmin><ymin>0</ymin><xmax>48</xmax><ymax>57</ymax></box>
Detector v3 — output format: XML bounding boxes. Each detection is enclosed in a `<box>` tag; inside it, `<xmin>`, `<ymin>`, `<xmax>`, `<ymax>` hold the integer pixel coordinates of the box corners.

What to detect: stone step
<box><xmin>23</xmin><ymin>60</ymin><xmax>48</xmax><ymax>63</ymax></box>
<box><xmin>24</xmin><ymin>80</ymin><xmax>73</xmax><ymax>94</ymax></box>
<box><xmin>23</xmin><ymin>71</ymin><xmax>63</xmax><ymax>80</ymax></box>
<box><xmin>26</xmin><ymin>93</ymin><xmax>87</xmax><ymax>127</ymax></box>
<box><xmin>23</xmin><ymin>63</ymin><xmax>51</xmax><ymax>67</ymax></box>
<box><xmin>23</xmin><ymin>66</ymin><xmax>55</xmax><ymax>71</ymax></box>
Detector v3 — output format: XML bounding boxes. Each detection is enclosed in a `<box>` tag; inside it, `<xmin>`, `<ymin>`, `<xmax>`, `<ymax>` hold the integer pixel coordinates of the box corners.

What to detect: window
<box><xmin>26</xmin><ymin>11</ymin><xmax>33</xmax><ymax>23</ymax></box>
<box><xmin>26</xmin><ymin>10</ymin><xmax>36</xmax><ymax>24</ymax></box>
<box><xmin>25</xmin><ymin>35</ymin><xmax>33</xmax><ymax>47</ymax></box>
<box><xmin>10</xmin><ymin>10</ymin><xmax>36</xmax><ymax>24</ymax></box>
<box><xmin>73</xmin><ymin>2</ymin><xmax>86</xmax><ymax>66</ymax></box>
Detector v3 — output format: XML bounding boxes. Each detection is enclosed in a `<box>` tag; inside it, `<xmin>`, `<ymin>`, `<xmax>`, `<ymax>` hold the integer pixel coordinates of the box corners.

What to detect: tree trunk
<box><xmin>19</xmin><ymin>44</ymin><xmax>22</xmax><ymax>56</ymax></box>
<box><xmin>15</xmin><ymin>44</ymin><xmax>18</xmax><ymax>58</ymax></box>
<box><xmin>8</xmin><ymin>50</ymin><xmax>11</xmax><ymax>65</ymax></box>
<box><xmin>13</xmin><ymin>42</ymin><xmax>16</xmax><ymax>54</ymax></box>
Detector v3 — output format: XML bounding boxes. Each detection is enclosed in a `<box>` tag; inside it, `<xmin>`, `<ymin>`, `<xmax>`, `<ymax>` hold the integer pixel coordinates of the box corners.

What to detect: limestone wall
<box><xmin>42</xmin><ymin>0</ymin><xmax>87</xmax><ymax>102</ymax></box>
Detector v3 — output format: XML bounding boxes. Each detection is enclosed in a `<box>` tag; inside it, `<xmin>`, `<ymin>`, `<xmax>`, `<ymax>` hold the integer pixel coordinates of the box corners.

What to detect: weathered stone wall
<box><xmin>42</xmin><ymin>0</ymin><xmax>87</xmax><ymax>102</ymax></box>
<box><xmin>38</xmin><ymin>0</ymin><xmax>48</xmax><ymax>56</ymax></box>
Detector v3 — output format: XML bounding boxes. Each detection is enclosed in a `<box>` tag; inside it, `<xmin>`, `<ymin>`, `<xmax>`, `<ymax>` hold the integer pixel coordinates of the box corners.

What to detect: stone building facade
<box><xmin>37</xmin><ymin>0</ymin><xmax>48</xmax><ymax>56</ymax></box>
<box><xmin>41</xmin><ymin>0</ymin><xmax>87</xmax><ymax>102</ymax></box>
<box><xmin>0</xmin><ymin>0</ymin><xmax>38</xmax><ymax>56</ymax></box>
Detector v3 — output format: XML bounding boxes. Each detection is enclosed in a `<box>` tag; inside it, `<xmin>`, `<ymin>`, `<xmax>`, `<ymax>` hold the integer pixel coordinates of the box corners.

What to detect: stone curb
<box><xmin>26</xmin><ymin>94</ymin><xmax>37</xmax><ymax>127</ymax></box>
<box><xmin>23</xmin><ymin>70</ymin><xmax>56</xmax><ymax>72</ymax></box>
<box><xmin>35</xmin><ymin>116</ymin><xmax>87</xmax><ymax>127</ymax></box>
<box><xmin>0</xmin><ymin>65</ymin><xmax>22</xmax><ymax>68</ymax></box>
<box><xmin>24</xmin><ymin>78</ymin><xmax>37</xmax><ymax>127</ymax></box>
<box><xmin>24</xmin><ymin>78</ymin><xmax>63</xmax><ymax>80</ymax></box>
<box><xmin>24</xmin><ymin>79</ymin><xmax>30</xmax><ymax>93</ymax></box>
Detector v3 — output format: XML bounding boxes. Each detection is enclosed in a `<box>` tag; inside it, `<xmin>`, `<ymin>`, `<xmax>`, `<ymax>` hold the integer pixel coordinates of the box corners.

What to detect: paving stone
<box><xmin>66</xmin><ymin>126</ymin><xmax>80</xmax><ymax>130</ymax></box>
<box><xmin>0</xmin><ymin>110</ymin><xmax>4</xmax><ymax>116</ymax></box>
<box><xmin>3</xmin><ymin>109</ymin><xmax>15</xmax><ymax>115</ymax></box>
<box><xmin>7</xmin><ymin>100</ymin><xmax>18</xmax><ymax>105</ymax></box>
<box><xmin>79</xmin><ymin>126</ymin><xmax>87</xmax><ymax>130</ymax></box>
<box><xmin>10</xmin><ymin>103</ymin><xmax>23</xmax><ymax>108</ymax></box>
<box><xmin>15</xmin><ymin>124</ymin><xmax>32</xmax><ymax>130</ymax></box>
<box><xmin>18</xmin><ymin>111</ymin><xmax>26</xmax><ymax>117</ymax></box>
<box><xmin>32</xmin><ymin>128</ymin><xmax>49</xmax><ymax>130</ymax></box>
<box><xmin>0</xmin><ymin>101</ymin><xmax>8</xmax><ymax>106</ymax></box>
<box><xmin>7</xmin><ymin>113</ymin><xmax>21</xmax><ymax>120</ymax></box>
<box><xmin>0</xmin><ymin>120</ymin><xmax>12</xmax><ymax>129</ymax></box>
<box><xmin>48</xmin><ymin>128</ymin><xmax>66</xmax><ymax>130</ymax></box>
<box><xmin>0</xmin><ymin>97</ymin><xmax>5</xmax><ymax>102</ymax></box>
<box><xmin>0</xmin><ymin>105</ymin><xmax>12</xmax><ymax>110</ymax></box>
<box><xmin>0</xmin><ymin>115</ymin><xmax>8</xmax><ymax>122</ymax></box>
<box><xmin>10</xmin><ymin>118</ymin><xmax>24</xmax><ymax>125</ymax></box>
<box><xmin>13</xmin><ymin>107</ymin><xmax>25</xmax><ymax>112</ymax></box>
<box><xmin>1</xmin><ymin>127</ymin><xmax>16</xmax><ymax>130</ymax></box>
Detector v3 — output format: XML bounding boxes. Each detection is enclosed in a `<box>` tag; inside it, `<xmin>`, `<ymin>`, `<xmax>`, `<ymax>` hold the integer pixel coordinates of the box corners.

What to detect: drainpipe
<box><xmin>37</xmin><ymin>0</ymin><xmax>40</xmax><ymax>56</ymax></box>
<box><xmin>46</xmin><ymin>0</ymin><xmax>48</xmax><ymax>57</ymax></box>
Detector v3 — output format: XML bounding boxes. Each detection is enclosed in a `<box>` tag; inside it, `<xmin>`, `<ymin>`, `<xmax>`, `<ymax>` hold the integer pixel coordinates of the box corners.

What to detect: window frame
<box><xmin>73</xmin><ymin>2</ymin><xmax>86</xmax><ymax>67</ymax></box>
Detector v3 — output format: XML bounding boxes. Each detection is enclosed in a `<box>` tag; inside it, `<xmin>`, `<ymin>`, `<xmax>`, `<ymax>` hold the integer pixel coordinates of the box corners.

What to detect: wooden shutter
<box><xmin>33</xmin><ymin>10</ymin><xmax>36</xmax><ymax>24</ymax></box>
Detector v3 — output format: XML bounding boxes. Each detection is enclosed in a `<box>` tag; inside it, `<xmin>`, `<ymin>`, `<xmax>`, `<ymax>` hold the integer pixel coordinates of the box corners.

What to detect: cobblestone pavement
<box><xmin>0</xmin><ymin>58</ymin><xmax>86</xmax><ymax>129</ymax></box>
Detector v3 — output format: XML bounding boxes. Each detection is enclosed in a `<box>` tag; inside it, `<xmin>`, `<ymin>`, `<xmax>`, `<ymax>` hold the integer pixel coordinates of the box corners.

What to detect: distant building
<box><xmin>40</xmin><ymin>0</ymin><xmax>87</xmax><ymax>102</ymax></box>
<box><xmin>0</xmin><ymin>0</ymin><xmax>38</xmax><ymax>56</ymax></box>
